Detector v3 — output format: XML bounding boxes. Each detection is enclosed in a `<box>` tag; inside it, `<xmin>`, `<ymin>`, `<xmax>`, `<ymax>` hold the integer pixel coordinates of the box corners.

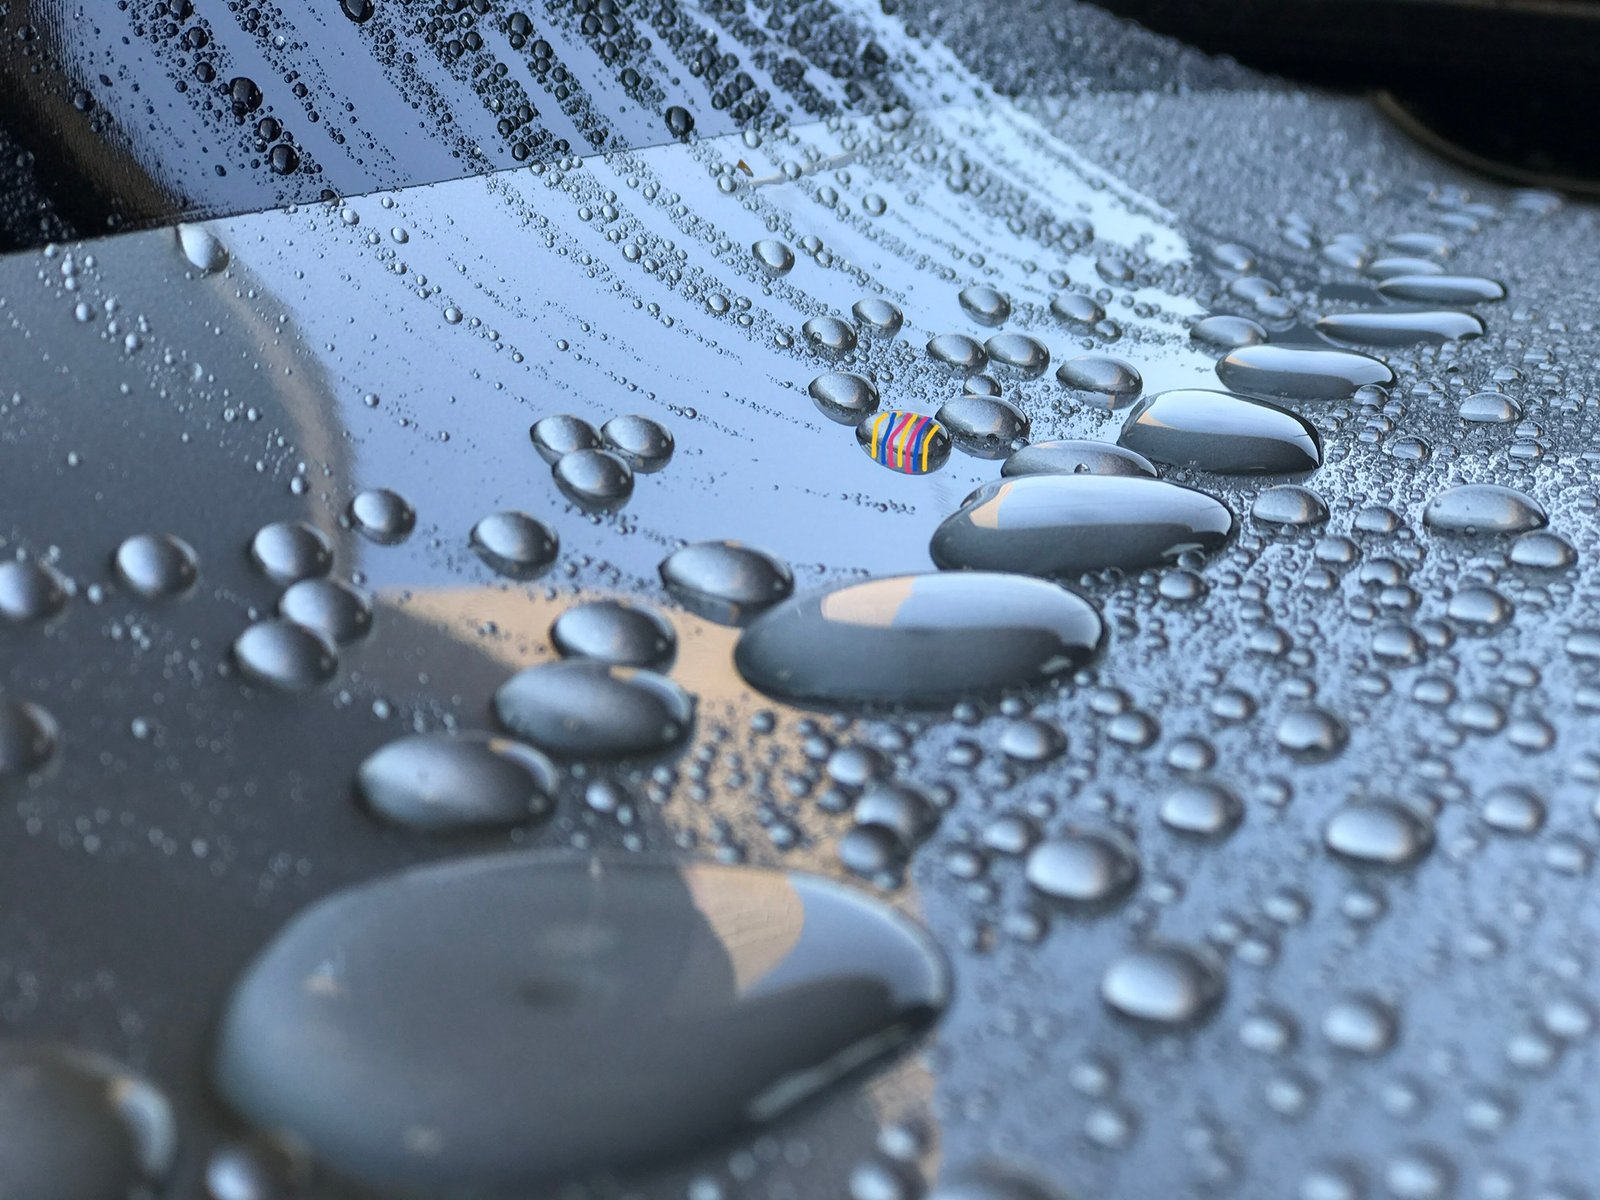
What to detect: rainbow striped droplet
<box><xmin>856</xmin><ymin>410</ymin><xmax>952</xmax><ymax>475</ymax></box>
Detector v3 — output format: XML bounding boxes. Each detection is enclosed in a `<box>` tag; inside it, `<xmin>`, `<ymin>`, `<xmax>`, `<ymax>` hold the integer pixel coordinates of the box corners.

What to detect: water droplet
<box><xmin>659</xmin><ymin>541</ymin><xmax>794</xmax><ymax>625</ymax></box>
<box><xmin>600</xmin><ymin>415</ymin><xmax>674</xmax><ymax>473</ymax></box>
<box><xmin>852</xmin><ymin>298</ymin><xmax>903</xmax><ymax>337</ymax></box>
<box><xmin>176</xmin><ymin>223</ymin><xmax>229</xmax><ymax>274</ymax></box>
<box><xmin>1055</xmin><ymin>354</ymin><xmax>1143</xmax><ymax>408</ymax></box>
<box><xmin>550</xmin><ymin>600</ymin><xmax>675</xmax><ymax>670</ymax></box>
<box><xmin>1002</xmin><ymin>440</ymin><xmax>1156</xmax><ymax>479</ymax></box>
<box><xmin>1324</xmin><ymin>800</ymin><xmax>1432</xmax><ymax>866</ymax></box>
<box><xmin>1446</xmin><ymin>586</ymin><xmax>1512</xmax><ymax>634</ymax></box>
<box><xmin>553</xmin><ymin>449</ymin><xmax>634</xmax><ymax>512</ymax></box>
<box><xmin>1159</xmin><ymin>781</ymin><xmax>1244</xmax><ymax>838</ymax></box>
<box><xmin>0</xmin><ymin>559</ymin><xmax>68</xmax><ymax>622</ymax></box>
<box><xmin>809</xmin><ymin>372</ymin><xmax>880</xmax><ymax>425</ymax></box>
<box><xmin>113</xmin><ymin>533</ymin><xmax>198</xmax><ymax>598</ymax></box>
<box><xmin>279</xmin><ymin>578</ymin><xmax>374</xmax><ymax>644</ymax></box>
<box><xmin>1315</xmin><ymin>309</ymin><xmax>1484</xmax><ymax>347</ymax></box>
<box><xmin>1321</xmin><ymin>994</ymin><xmax>1399</xmax><ymax>1055</ymax></box>
<box><xmin>0</xmin><ymin>699</ymin><xmax>58</xmax><ymax>776</ymax></box>
<box><xmin>1191</xmin><ymin>314</ymin><xmax>1267</xmax><ymax>349</ymax></box>
<box><xmin>530</xmin><ymin>415</ymin><xmax>601</xmax><ymax>464</ymax></box>
<box><xmin>930</xmin><ymin>476</ymin><xmax>1233</xmax><ymax>577</ymax></box>
<box><xmin>1120</xmin><ymin>389</ymin><xmax>1322</xmax><ymax>475</ymax></box>
<box><xmin>1510</xmin><ymin>530</ymin><xmax>1575</xmax><ymax>569</ymax></box>
<box><xmin>936</xmin><ymin>395</ymin><xmax>1030</xmax><ymax>458</ymax></box>
<box><xmin>357</xmin><ymin>733</ymin><xmax>557</xmax><ymax>833</ymax></box>
<box><xmin>1480</xmin><ymin>784</ymin><xmax>1545</xmax><ymax>835</ymax></box>
<box><xmin>958</xmin><ymin>285</ymin><xmax>1011</xmax><ymax>326</ymax></box>
<box><xmin>232</xmin><ymin>620</ymin><xmax>338</xmax><ymax>691</ymax></box>
<box><xmin>471</xmin><ymin>512</ymin><xmax>559</xmax><ymax>578</ymax></box>
<box><xmin>249</xmin><ymin>521</ymin><xmax>333</xmax><ymax>585</ymax></box>
<box><xmin>1217</xmin><ymin>345</ymin><xmax>1395</xmax><ymax>402</ymax></box>
<box><xmin>751</xmin><ymin>239</ymin><xmax>795</xmax><ymax>276</ymax></box>
<box><xmin>1024</xmin><ymin>829</ymin><xmax>1140</xmax><ymax>906</ymax></box>
<box><xmin>984</xmin><ymin>333</ymin><xmax>1049</xmax><ymax>378</ymax></box>
<box><xmin>348</xmin><ymin>488</ymin><xmax>415</xmax><ymax>544</ymax></box>
<box><xmin>664</xmin><ymin>104</ymin><xmax>695</xmax><ymax>138</ymax></box>
<box><xmin>494</xmin><ymin>661</ymin><xmax>693</xmax><ymax>758</ymax></box>
<box><xmin>0</xmin><ymin>1045</ymin><xmax>176</xmax><ymax>1200</ymax></box>
<box><xmin>1050</xmin><ymin>293</ymin><xmax>1104</xmax><ymax>325</ymax></box>
<box><xmin>803</xmin><ymin>316</ymin><xmax>858</xmax><ymax>357</ymax></box>
<box><xmin>1274</xmin><ymin>707</ymin><xmax>1348</xmax><ymax>762</ymax></box>
<box><xmin>214</xmin><ymin>856</ymin><xmax>948</xmax><ymax>1193</ymax></box>
<box><xmin>927</xmin><ymin>333</ymin><xmax>988</xmax><ymax>375</ymax></box>
<box><xmin>1376</xmin><ymin>274</ymin><xmax>1504</xmax><ymax>304</ymax></box>
<box><xmin>1457</xmin><ymin>391</ymin><xmax>1521</xmax><ymax>424</ymax></box>
<box><xmin>857</xmin><ymin>412</ymin><xmax>952</xmax><ymax>474</ymax></box>
<box><xmin>1422</xmin><ymin>484</ymin><xmax>1546</xmax><ymax>535</ymax></box>
<box><xmin>1100</xmin><ymin>940</ymin><xmax>1225</xmax><ymax>1026</ymax></box>
<box><xmin>734</xmin><ymin>573</ymin><xmax>1105</xmax><ymax>706</ymax></box>
<box><xmin>1252</xmin><ymin>485</ymin><xmax>1329</xmax><ymax>526</ymax></box>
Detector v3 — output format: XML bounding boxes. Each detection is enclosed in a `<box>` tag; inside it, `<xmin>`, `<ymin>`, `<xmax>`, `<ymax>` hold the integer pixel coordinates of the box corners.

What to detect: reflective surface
<box><xmin>3</xmin><ymin>0</ymin><xmax>1600</xmax><ymax>1196</ymax></box>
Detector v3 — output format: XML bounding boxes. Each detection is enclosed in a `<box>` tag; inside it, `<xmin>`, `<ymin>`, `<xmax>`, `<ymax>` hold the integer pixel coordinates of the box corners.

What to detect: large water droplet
<box><xmin>803</xmin><ymin>316</ymin><xmax>859</xmax><ymax>357</ymax></box>
<box><xmin>1251</xmin><ymin>485</ymin><xmax>1329</xmax><ymax>527</ymax></box>
<box><xmin>279</xmin><ymin>579</ymin><xmax>374</xmax><ymax>644</ymax></box>
<box><xmin>0</xmin><ymin>559</ymin><xmax>68</xmax><ymax>622</ymax></box>
<box><xmin>659</xmin><ymin>541</ymin><xmax>794</xmax><ymax>625</ymax></box>
<box><xmin>984</xmin><ymin>333</ymin><xmax>1049</xmax><ymax>378</ymax></box>
<box><xmin>1191</xmin><ymin>314</ymin><xmax>1267</xmax><ymax>349</ymax></box>
<box><xmin>0</xmin><ymin>1044</ymin><xmax>176</xmax><ymax>1200</ymax></box>
<box><xmin>249</xmin><ymin>521</ymin><xmax>333</xmax><ymax>585</ymax></box>
<box><xmin>734</xmin><ymin>573</ymin><xmax>1105</xmax><ymax>706</ymax></box>
<box><xmin>471</xmin><ymin>511</ymin><xmax>559</xmax><ymax>578</ymax></box>
<box><xmin>550</xmin><ymin>599</ymin><xmax>676</xmax><ymax>669</ymax></box>
<box><xmin>1024</xmin><ymin>829</ymin><xmax>1140</xmax><ymax>906</ymax></box>
<box><xmin>1055</xmin><ymin>354</ymin><xmax>1143</xmax><ymax>408</ymax></box>
<box><xmin>1001</xmin><ymin>440</ymin><xmax>1156</xmax><ymax>479</ymax></box>
<box><xmin>927</xmin><ymin>333</ymin><xmax>988</xmax><ymax>375</ymax></box>
<box><xmin>493</xmin><ymin>661</ymin><xmax>693</xmax><ymax>758</ymax></box>
<box><xmin>176</xmin><ymin>223</ymin><xmax>229</xmax><ymax>274</ymax></box>
<box><xmin>809</xmin><ymin>372</ymin><xmax>880</xmax><ymax>425</ymax></box>
<box><xmin>852</xmin><ymin>297</ymin><xmax>904</xmax><ymax>337</ymax></box>
<box><xmin>553</xmin><ymin>449</ymin><xmax>634</xmax><ymax>512</ymax></box>
<box><xmin>1376</xmin><ymin>274</ymin><xmax>1504</xmax><ymax>304</ymax></box>
<box><xmin>1217</xmin><ymin>345</ymin><xmax>1395</xmax><ymax>401</ymax></box>
<box><xmin>113</xmin><ymin>533</ymin><xmax>198</xmax><ymax>598</ymax></box>
<box><xmin>232</xmin><ymin>620</ymin><xmax>339</xmax><ymax>691</ymax></box>
<box><xmin>213</xmin><ymin>856</ymin><xmax>948</xmax><ymax>1194</ymax></box>
<box><xmin>1315</xmin><ymin>309</ymin><xmax>1484</xmax><ymax>347</ymax></box>
<box><xmin>0</xmin><ymin>699</ymin><xmax>58</xmax><ymax>776</ymax></box>
<box><xmin>930</xmin><ymin>476</ymin><xmax>1233</xmax><ymax>577</ymax></box>
<box><xmin>936</xmin><ymin>395</ymin><xmax>1030</xmax><ymax>458</ymax></box>
<box><xmin>752</xmin><ymin>239</ymin><xmax>795</xmax><ymax>276</ymax></box>
<box><xmin>1422</xmin><ymin>484</ymin><xmax>1547</xmax><ymax>535</ymax></box>
<box><xmin>600</xmin><ymin>416</ymin><xmax>674</xmax><ymax>473</ymax></box>
<box><xmin>1510</xmin><ymin>530</ymin><xmax>1575</xmax><ymax>569</ymax></box>
<box><xmin>1321</xmin><ymin>995</ymin><xmax>1399</xmax><ymax>1055</ymax></box>
<box><xmin>1159</xmin><ymin>781</ymin><xmax>1244</xmax><ymax>838</ymax></box>
<box><xmin>1457</xmin><ymin>391</ymin><xmax>1521</xmax><ymax>424</ymax></box>
<box><xmin>530</xmin><ymin>415</ymin><xmax>601</xmax><ymax>465</ymax></box>
<box><xmin>1119</xmin><ymin>389</ymin><xmax>1322</xmax><ymax>475</ymax></box>
<box><xmin>1323</xmin><ymin>800</ymin><xmax>1433</xmax><ymax>866</ymax></box>
<box><xmin>958</xmin><ymin>285</ymin><xmax>1011</xmax><ymax>326</ymax></box>
<box><xmin>348</xmin><ymin>488</ymin><xmax>416</xmax><ymax>544</ymax></box>
<box><xmin>1100</xmin><ymin>940</ymin><xmax>1225</xmax><ymax>1026</ymax></box>
<box><xmin>357</xmin><ymin>733</ymin><xmax>557</xmax><ymax>833</ymax></box>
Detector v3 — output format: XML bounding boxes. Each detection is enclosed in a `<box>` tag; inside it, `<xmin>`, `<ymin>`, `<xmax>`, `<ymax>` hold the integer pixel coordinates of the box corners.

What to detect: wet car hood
<box><xmin>2</xmin><ymin>1</ymin><xmax>1599</xmax><ymax>1198</ymax></box>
